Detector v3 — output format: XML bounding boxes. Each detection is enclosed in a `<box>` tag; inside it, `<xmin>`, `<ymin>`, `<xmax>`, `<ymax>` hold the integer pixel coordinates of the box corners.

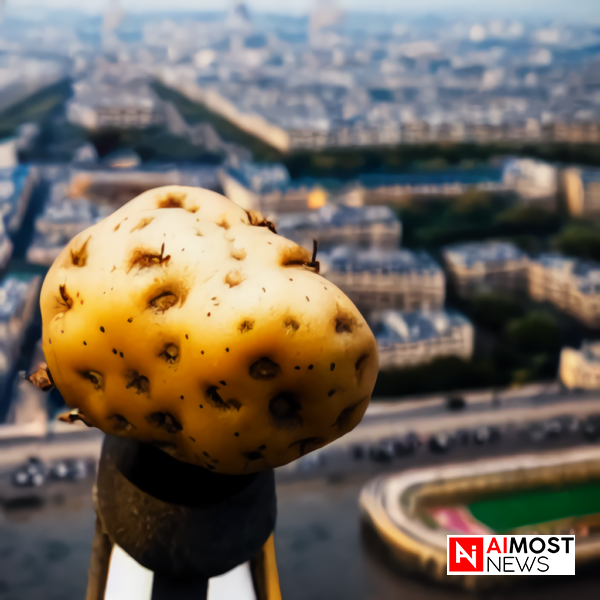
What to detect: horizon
<box><xmin>5</xmin><ymin>0</ymin><xmax>600</xmax><ymax>21</ymax></box>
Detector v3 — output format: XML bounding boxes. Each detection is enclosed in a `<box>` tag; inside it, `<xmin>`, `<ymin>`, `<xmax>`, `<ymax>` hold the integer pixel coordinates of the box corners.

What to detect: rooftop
<box><xmin>444</xmin><ymin>241</ymin><xmax>527</xmax><ymax>267</ymax></box>
<box><xmin>357</xmin><ymin>167</ymin><xmax>504</xmax><ymax>189</ymax></box>
<box><xmin>324</xmin><ymin>245</ymin><xmax>440</xmax><ymax>275</ymax></box>
<box><xmin>277</xmin><ymin>203</ymin><xmax>399</xmax><ymax>231</ymax></box>
<box><xmin>372</xmin><ymin>309</ymin><xmax>471</xmax><ymax>346</ymax></box>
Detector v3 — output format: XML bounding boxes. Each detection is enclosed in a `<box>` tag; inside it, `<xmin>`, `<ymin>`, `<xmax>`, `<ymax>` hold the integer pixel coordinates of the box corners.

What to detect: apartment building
<box><xmin>443</xmin><ymin>241</ymin><xmax>529</xmax><ymax>298</ymax></box>
<box><xmin>372</xmin><ymin>309</ymin><xmax>474</xmax><ymax>370</ymax></box>
<box><xmin>323</xmin><ymin>246</ymin><xmax>444</xmax><ymax>316</ymax></box>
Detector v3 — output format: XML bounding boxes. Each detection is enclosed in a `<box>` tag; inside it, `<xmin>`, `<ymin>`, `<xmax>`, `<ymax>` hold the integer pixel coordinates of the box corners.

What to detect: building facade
<box><xmin>277</xmin><ymin>204</ymin><xmax>401</xmax><ymax>253</ymax></box>
<box><xmin>322</xmin><ymin>246</ymin><xmax>444</xmax><ymax>315</ymax></box>
<box><xmin>559</xmin><ymin>342</ymin><xmax>600</xmax><ymax>390</ymax></box>
<box><xmin>218</xmin><ymin>162</ymin><xmax>327</xmax><ymax>214</ymax></box>
<box><xmin>563</xmin><ymin>168</ymin><xmax>600</xmax><ymax>218</ymax></box>
<box><xmin>502</xmin><ymin>158</ymin><xmax>558</xmax><ymax>208</ymax></box>
<box><xmin>529</xmin><ymin>254</ymin><xmax>600</xmax><ymax>328</ymax></box>
<box><xmin>371</xmin><ymin>309</ymin><xmax>474</xmax><ymax>370</ymax></box>
<box><xmin>443</xmin><ymin>241</ymin><xmax>529</xmax><ymax>298</ymax></box>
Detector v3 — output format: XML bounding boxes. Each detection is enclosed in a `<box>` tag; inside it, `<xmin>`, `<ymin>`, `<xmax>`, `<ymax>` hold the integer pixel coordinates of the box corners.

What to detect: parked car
<box><xmin>429</xmin><ymin>432</ymin><xmax>454</xmax><ymax>453</ymax></box>
<box><xmin>582</xmin><ymin>417</ymin><xmax>600</xmax><ymax>442</ymax></box>
<box><xmin>350</xmin><ymin>445</ymin><xmax>365</xmax><ymax>460</ymax></box>
<box><xmin>393</xmin><ymin>432</ymin><xmax>421</xmax><ymax>456</ymax></box>
<box><xmin>49</xmin><ymin>459</ymin><xmax>90</xmax><ymax>482</ymax></box>
<box><xmin>473</xmin><ymin>426</ymin><xmax>501</xmax><ymax>445</ymax></box>
<box><xmin>11</xmin><ymin>457</ymin><xmax>46</xmax><ymax>488</ymax></box>
<box><xmin>369</xmin><ymin>441</ymin><xmax>395</xmax><ymax>463</ymax></box>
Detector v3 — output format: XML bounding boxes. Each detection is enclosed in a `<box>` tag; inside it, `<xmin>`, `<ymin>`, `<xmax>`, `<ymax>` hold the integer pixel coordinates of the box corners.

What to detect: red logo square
<box><xmin>448</xmin><ymin>536</ymin><xmax>484</xmax><ymax>572</ymax></box>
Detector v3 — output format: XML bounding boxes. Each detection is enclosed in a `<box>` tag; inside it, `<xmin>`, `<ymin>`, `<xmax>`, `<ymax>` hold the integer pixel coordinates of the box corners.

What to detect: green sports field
<box><xmin>468</xmin><ymin>480</ymin><xmax>600</xmax><ymax>533</ymax></box>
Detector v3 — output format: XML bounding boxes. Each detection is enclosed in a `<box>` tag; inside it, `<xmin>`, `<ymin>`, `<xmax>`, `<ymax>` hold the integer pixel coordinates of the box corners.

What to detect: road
<box><xmin>1</xmin><ymin>385</ymin><xmax>600</xmax><ymax>599</ymax></box>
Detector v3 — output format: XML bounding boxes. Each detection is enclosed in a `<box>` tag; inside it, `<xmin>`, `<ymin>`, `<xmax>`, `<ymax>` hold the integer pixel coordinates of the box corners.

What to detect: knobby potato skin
<box><xmin>40</xmin><ymin>186</ymin><xmax>379</xmax><ymax>475</ymax></box>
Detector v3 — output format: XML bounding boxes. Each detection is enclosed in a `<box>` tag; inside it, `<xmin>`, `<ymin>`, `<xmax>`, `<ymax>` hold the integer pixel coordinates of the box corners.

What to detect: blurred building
<box><xmin>529</xmin><ymin>254</ymin><xmax>600</xmax><ymax>328</ymax></box>
<box><xmin>219</xmin><ymin>162</ymin><xmax>328</xmax><ymax>214</ymax></box>
<box><xmin>66</xmin><ymin>60</ymin><xmax>166</xmax><ymax>132</ymax></box>
<box><xmin>277</xmin><ymin>204</ymin><xmax>401</xmax><ymax>253</ymax></box>
<box><xmin>371</xmin><ymin>309</ymin><xmax>474</xmax><ymax>370</ymax></box>
<box><xmin>0</xmin><ymin>165</ymin><xmax>37</xmax><ymax>233</ymax></box>
<box><xmin>502</xmin><ymin>158</ymin><xmax>558</xmax><ymax>208</ymax></box>
<box><xmin>27</xmin><ymin>181</ymin><xmax>98</xmax><ymax>266</ymax></box>
<box><xmin>343</xmin><ymin>167</ymin><xmax>506</xmax><ymax>206</ymax></box>
<box><xmin>559</xmin><ymin>341</ymin><xmax>600</xmax><ymax>390</ymax></box>
<box><xmin>563</xmin><ymin>168</ymin><xmax>600</xmax><ymax>218</ymax></box>
<box><xmin>443</xmin><ymin>241</ymin><xmax>529</xmax><ymax>298</ymax></box>
<box><xmin>27</xmin><ymin>166</ymin><xmax>217</xmax><ymax>265</ymax></box>
<box><xmin>0</xmin><ymin>276</ymin><xmax>42</xmax><ymax>405</ymax></box>
<box><xmin>323</xmin><ymin>246</ymin><xmax>444</xmax><ymax>315</ymax></box>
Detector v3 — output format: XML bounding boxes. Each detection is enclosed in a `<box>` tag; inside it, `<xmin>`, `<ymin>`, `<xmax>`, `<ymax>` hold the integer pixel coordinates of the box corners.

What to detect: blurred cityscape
<box><xmin>2</xmin><ymin>1</ymin><xmax>600</xmax><ymax>599</ymax></box>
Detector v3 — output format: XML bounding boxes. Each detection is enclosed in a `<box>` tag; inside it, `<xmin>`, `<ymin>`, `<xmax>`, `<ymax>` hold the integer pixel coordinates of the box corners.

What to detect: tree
<box><xmin>472</xmin><ymin>292</ymin><xmax>525</xmax><ymax>332</ymax></box>
<box><xmin>505</xmin><ymin>311</ymin><xmax>561</xmax><ymax>354</ymax></box>
<box><xmin>553</xmin><ymin>224</ymin><xmax>600</xmax><ymax>262</ymax></box>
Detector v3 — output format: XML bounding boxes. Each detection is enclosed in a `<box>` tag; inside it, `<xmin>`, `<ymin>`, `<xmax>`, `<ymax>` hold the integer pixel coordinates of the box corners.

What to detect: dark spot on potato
<box><xmin>258</xmin><ymin>444</ymin><xmax>267</xmax><ymax>450</ymax></box>
<box><xmin>245</xmin><ymin>210</ymin><xmax>277</xmax><ymax>234</ymax></box>
<box><xmin>269</xmin><ymin>393</ymin><xmax>302</xmax><ymax>429</ymax></box>
<box><xmin>203</xmin><ymin>451</ymin><xmax>210</xmax><ymax>458</ymax></box>
<box><xmin>205</xmin><ymin>386</ymin><xmax>230</xmax><ymax>411</ymax></box>
<box><xmin>306</xmin><ymin>296</ymin><xmax>310</xmax><ymax>302</ymax></box>
<box><xmin>239</xmin><ymin>319</ymin><xmax>254</xmax><ymax>334</ymax></box>
<box><xmin>112</xmin><ymin>349</ymin><xmax>117</xmax><ymax>355</ymax></box>
<box><xmin>128</xmin><ymin>243</ymin><xmax>171</xmax><ymax>273</ymax></box>
<box><xmin>294</xmin><ymin>366</ymin><xmax>300</xmax><ymax>370</ymax></box>
<box><xmin>126</xmin><ymin>371</ymin><xmax>150</xmax><ymax>395</ymax></box>
<box><xmin>58</xmin><ymin>285</ymin><xmax>73</xmax><ymax>310</ymax></box>
<box><xmin>355</xmin><ymin>354</ymin><xmax>369</xmax><ymax>377</ymax></box>
<box><xmin>114</xmin><ymin>222</ymin><xmax>121</xmax><ymax>232</ymax></box>
<box><xmin>227</xmin><ymin>399</ymin><xmax>242</xmax><ymax>411</ymax></box>
<box><xmin>120</xmin><ymin>352</ymin><xmax>124</xmax><ymax>358</ymax></box>
<box><xmin>216</xmin><ymin>218</ymin><xmax>231</xmax><ymax>230</ymax></box>
<box><xmin>159</xmin><ymin>343</ymin><xmax>180</xmax><ymax>364</ymax></box>
<box><xmin>328</xmin><ymin>390</ymin><xmax>336</xmax><ymax>397</ymax></box>
<box><xmin>180</xmin><ymin>395</ymin><xmax>184</xmax><ymax>399</ymax></box>
<box><xmin>242</xmin><ymin>450</ymin><xmax>264</xmax><ymax>461</ymax></box>
<box><xmin>284</xmin><ymin>318</ymin><xmax>300</xmax><ymax>334</ymax></box>
<box><xmin>70</xmin><ymin>236</ymin><xmax>91</xmax><ymax>267</ymax></box>
<box><xmin>206</xmin><ymin>464</ymin><xmax>216</xmax><ymax>471</ymax></box>
<box><xmin>145</xmin><ymin>412</ymin><xmax>182</xmax><ymax>434</ymax></box>
<box><xmin>288</xmin><ymin>437</ymin><xmax>325</xmax><ymax>458</ymax></box>
<box><xmin>156</xmin><ymin>191</ymin><xmax>194</xmax><ymax>211</ymax></box>
<box><xmin>149</xmin><ymin>291</ymin><xmax>178</xmax><ymax>313</ymax></box>
<box><xmin>130</xmin><ymin>217</ymin><xmax>154</xmax><ymax>233</ymax></box>
<box><xmin>83</xmin><ymin>341</ymin><xmax>87</xmax><ymax>345</ymax></box>
<box><xmin>190</xmin><ymin>436</ymin><xmax>195</xmax><ymax>442</ymax></box>
<box><xmin>100</xmin><ymin>326</ymin><xmax>105</xmax><ymax>332</ymax></box>
<box><xmin>234</xmin><ymin>432</ymin><xmax>239</xmax><ymax>437</ymax></box>
<box><xmin>335</xmin><ymin>318</ymin><xmax>353</xmax><ymax>334</ymax></box>
<box><xmin>82</xmin><ymin>371</ymin><xmax>103</xmax><ymax>390</ymax></box>
<box><xmin>226</xmin><ymin>348</ymin><xmax>229</xmax><ymax>352</ymax></box>
<box><xmin>249</xmin><ymin>357</ymin><xmax>281</xmax><ymax>380</ymax></box>
<box><xmin>330</xmin><ymin>363</ymin><xmax>335</xmax><ymax>371</ymax></box>
<box><xmin>331</xmin><ymin>397</ymin><xmax>369</xmax><ymax>431</ymax></box>
<box><xmin>308</xmin><ymin>364</ymin><xmax>313</xmax><ymax>370</ymax></box>
<box><xmin>110</xmin><ymin>414</ymin><xmax>135</xmax><ymax>433</ymax></box>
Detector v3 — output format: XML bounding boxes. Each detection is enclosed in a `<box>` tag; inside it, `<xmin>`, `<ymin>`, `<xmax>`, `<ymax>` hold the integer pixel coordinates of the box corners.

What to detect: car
<box><xmin>393</xmin><ymin>432</ymin><xmax>421</xmax><ymax>456</ymax></box>
<box><xmin>473</xmin><ymin>426</ymin><xmax>501</xmax><ymax>445</ymax></box>
<box><xmin>544</xmin><ymin>420</ymin><xmax>563</xmax><ymax>439</ymax></box>
<box><xmin>429</xmin><ymin>432</ymin><xmax>453</xmax><ymax>453</ymax></box>
<box><xmin>455</xmin><ymin>429</ymin><xmax>471</xmax><ymax>446</ymax></box>
<box><xmin>582</xmin><ymin>418</ymin><xmax>600</xmax><ymax>442</ymax></box>
<box><xmin>49</xmin><ymin>459</ymin><xmax>90</xmax><ymax>482</ymax></box>
<box><xmin>369</xmin><ymin>442</ymin><xmax>394</xmax><ymax>463</ymax></box>
<box><xmin>350</xmin><ymin>445</ymin><xmax>366</xmax><ymax>460</ymax></box>
<box><xmin>11</xmin><ymin>458</ymin><xmax>46</xmax><ymax>488</ymax></box>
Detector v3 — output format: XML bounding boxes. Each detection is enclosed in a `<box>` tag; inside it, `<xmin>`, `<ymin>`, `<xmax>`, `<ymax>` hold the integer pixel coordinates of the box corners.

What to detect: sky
<box><xmin>7</xmin><ymin>0</ymin><xmax>600</xmax><ymax>19</ymax></box>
